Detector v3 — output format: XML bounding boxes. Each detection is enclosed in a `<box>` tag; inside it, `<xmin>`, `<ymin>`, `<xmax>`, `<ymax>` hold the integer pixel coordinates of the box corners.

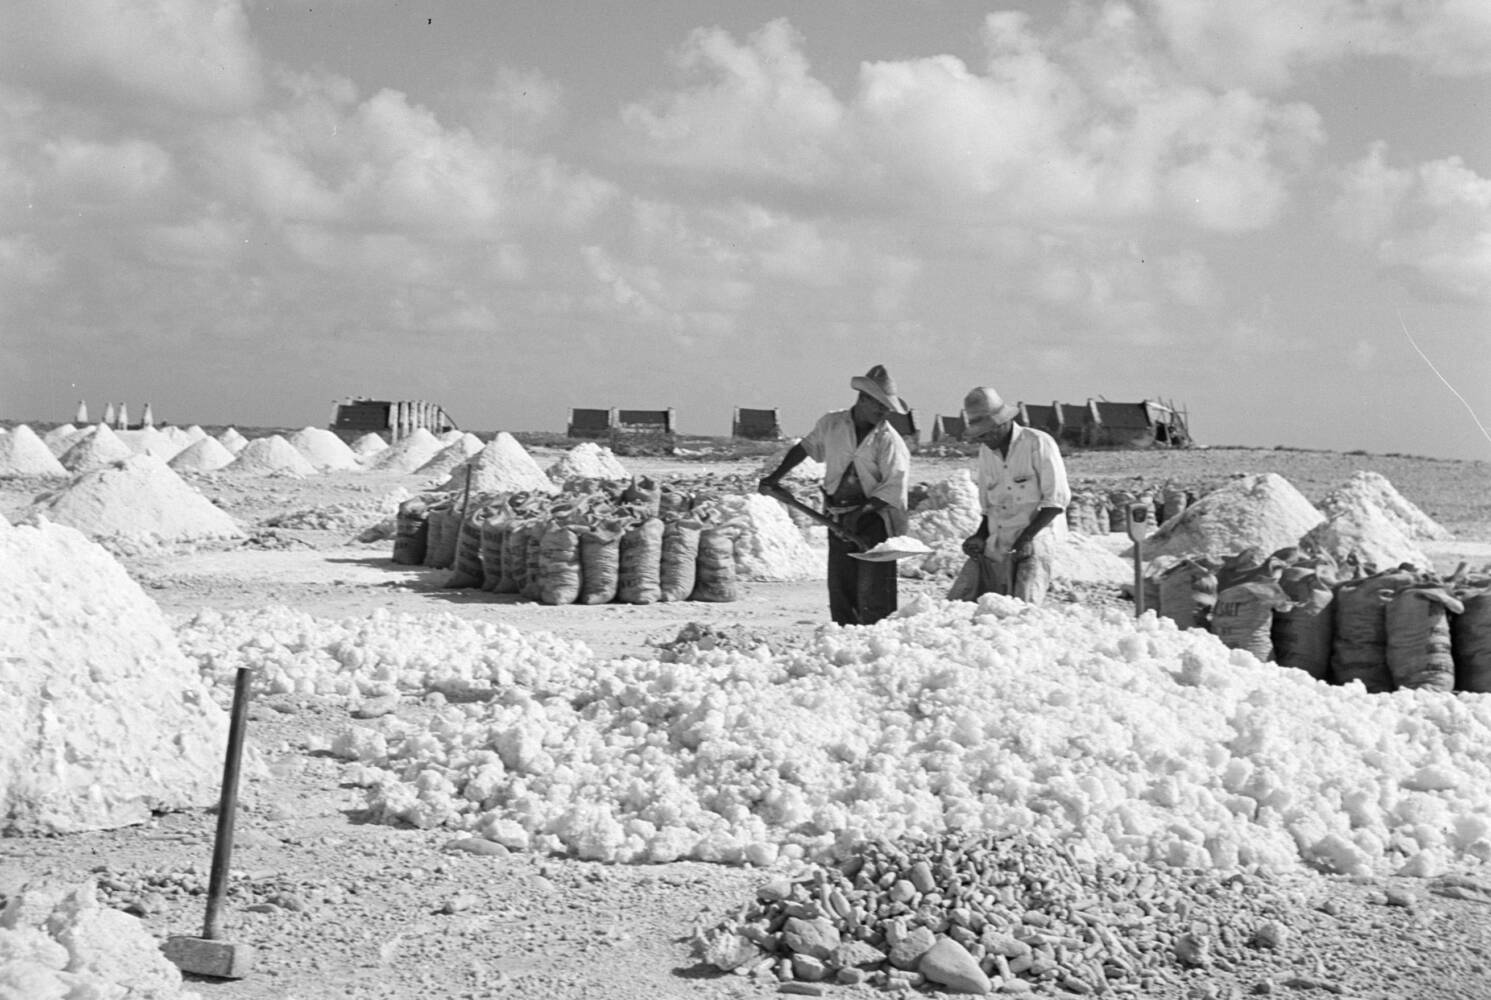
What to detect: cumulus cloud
<box><xmin>1333</xmin><ymin>144</ymin><xmax>1491</xmax><ymax>302</ymax></box>
<box><xmin>0</xmin><ymin>0</ymin><xmax>263</xmax><ymax>114</ymax></box>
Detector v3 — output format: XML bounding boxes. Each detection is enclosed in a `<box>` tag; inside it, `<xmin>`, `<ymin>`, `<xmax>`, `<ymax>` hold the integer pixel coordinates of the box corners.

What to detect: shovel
<box><xmin>762</xmin><ymin>483</ymin><xmax>870</xmax><ymax>551</ymax></box>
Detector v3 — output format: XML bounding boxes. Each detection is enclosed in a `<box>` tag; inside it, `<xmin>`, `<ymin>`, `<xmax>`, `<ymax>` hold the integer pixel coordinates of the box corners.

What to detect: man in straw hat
<box><xmin>952</xmin><ymin>386</ymin><xmax>1070</xmax><ymax>605</ymax></box>
<box><xmin>759</xmin><ymin>365</ymin><xmax>912</xmax><ymax>626</ymax></box>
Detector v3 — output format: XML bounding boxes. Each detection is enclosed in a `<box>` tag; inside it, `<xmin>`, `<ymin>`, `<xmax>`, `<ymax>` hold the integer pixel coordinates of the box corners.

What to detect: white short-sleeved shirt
<box><xmin>976</xmin><ymin>424</ymin><xmax>1070</xmax><ymax>550</ymax></box>
<box><xmin>799</xmin><ymin>409</ymin><xmax>910</xmax><ymax>534</ymax></box>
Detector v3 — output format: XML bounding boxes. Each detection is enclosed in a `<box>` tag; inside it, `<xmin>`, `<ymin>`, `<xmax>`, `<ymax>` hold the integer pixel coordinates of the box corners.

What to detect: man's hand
<box><xmin>961</xmin><ymin>534</ymin><xmax>987</xmax><ymax>558</ymax></box>
<box><xmin>1012</xmin><ymin>532</ymin><xmax>1035</xmax><ymax>560</ymax></box>
<box><xmin>758</xmin><ymin>477</ymin><xmax>780</xmax><ymax>496</ymax></box>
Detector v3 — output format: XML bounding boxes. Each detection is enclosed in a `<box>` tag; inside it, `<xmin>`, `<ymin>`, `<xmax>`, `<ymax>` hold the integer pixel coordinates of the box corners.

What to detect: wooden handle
<box><xmin>204</xmin><ymin>667</ymin><xmax>253</xmax><ymax>941</ymax></box>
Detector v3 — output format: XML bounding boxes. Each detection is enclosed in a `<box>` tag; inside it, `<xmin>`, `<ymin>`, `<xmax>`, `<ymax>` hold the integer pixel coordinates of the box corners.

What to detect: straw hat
<box><xmin>849</xmin><ymin>365</ymin><xmax>908</xmax><ymax>415</ymax></box>
<box><xmin>962</xmin><ymin>386</ymin><xmax>1020</xmax><ymax>436</ymax></box>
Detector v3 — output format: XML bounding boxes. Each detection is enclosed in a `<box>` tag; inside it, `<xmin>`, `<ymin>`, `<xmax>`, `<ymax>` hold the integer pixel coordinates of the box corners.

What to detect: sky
<box><xmin>2</xmin><ymin>1</ymin><xmax>1490</xmax><ymax>461</ymax></box>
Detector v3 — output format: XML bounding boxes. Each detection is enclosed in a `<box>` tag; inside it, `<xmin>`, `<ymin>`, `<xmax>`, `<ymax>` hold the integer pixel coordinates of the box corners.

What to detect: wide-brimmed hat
<box><xmin>849</xmin><ymin>365</ymin><xmax>908</xmax><ymax>415</ymax></box>
<box><xmin>962</xmin><ymin>386</ymin><xmax>1020</xmax><ymax>436</ymax></box>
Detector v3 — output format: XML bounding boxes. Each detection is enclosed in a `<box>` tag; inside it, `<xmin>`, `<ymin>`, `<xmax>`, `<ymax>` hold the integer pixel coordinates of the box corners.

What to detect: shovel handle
<box><xmin>204</xmin><ymin>667</ymin><xmax>253</xmax><ymax>940</ymax></box>
<box><xmin>763</xmin><ymin>483</ymin><xmax>868</xmax><ymax>550</ymax></box>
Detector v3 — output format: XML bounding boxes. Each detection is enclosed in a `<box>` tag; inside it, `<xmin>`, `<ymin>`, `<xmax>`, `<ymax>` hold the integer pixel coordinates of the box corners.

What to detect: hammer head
<box><xmin>162</xmin><ymin>936</ymin><xmax>255</xmax><ymax>979</ymax></box>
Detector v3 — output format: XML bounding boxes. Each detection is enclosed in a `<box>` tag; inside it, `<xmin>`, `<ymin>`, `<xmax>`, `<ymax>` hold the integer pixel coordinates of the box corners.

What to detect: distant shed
<box><xmin>567</xmin><ymin>408</ymin><xmax>614</xmax><ymax>439</ymax></box>
<box><xmin>931</xmin><ymin>414</ymin><xmax>965</xmax><ymax>442</ymax></box>
<box><xmin>733</xmin><ymin>407</ymin><xmax>783</xmax><ymax>440</ymax></box>
<box><xmin>616</xmin><ymin>408</ymin><xmax>676</xmax><ymax>435</ymax></box>
<box><xmin>885</xmin><ymin>409</ymin><xmax>919</xmax><ymax>446</ymax></box>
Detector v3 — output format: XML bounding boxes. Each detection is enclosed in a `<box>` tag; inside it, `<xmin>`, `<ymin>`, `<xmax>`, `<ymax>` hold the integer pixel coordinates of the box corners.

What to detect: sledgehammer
<box><xmin>162</xmin><ymin>666</ymin><xmax>257</xmax><ymax>979</ymax></box>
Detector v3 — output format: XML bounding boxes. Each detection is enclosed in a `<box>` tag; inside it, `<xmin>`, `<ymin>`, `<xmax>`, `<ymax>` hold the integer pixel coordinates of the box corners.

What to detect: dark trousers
<box><xmin>827</xmin><ymin>515</ymin><xmax>897</xmax><ymax>626</ymax></box>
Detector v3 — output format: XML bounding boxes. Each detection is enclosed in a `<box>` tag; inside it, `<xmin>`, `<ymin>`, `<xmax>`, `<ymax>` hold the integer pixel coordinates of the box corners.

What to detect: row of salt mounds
<box><xmin>42</xmin><ymin>422</ymin><xmax>81</xmax><ymax>456</ymax></box>
<box><xmin>216</xmin><ymin>426</ymin><xmax>248</xmax><ymax>455</ymax></box>
<box><xmin>59</xmin><ymin>424</ymin><xmax>134</xmax><ymax>472</ymax></box>
<box><xmin>1</xmin><ymin>881</ymin><xmax>204</xmax><ymax>998</ymax></box>
<box><xmin>318</xmin><ymin>594</ymin><xmax>1491</xmax><ymax>875</ymax></box>
<box><xmin>0</xmin><ymin>425</ymin><xmax>67</xmax><ymax>476</ymax></box>
<box><xmin>169</xmin><ymin>435</ymin><xmax>237</xmax><ymax>473</ymax></box>
<box><xmin>225</xmin><ymin>434</ymin><xmax>317</xmax><ymax>476</ymax></box>
<box><xmin>288</xmin><ymin>426</ymin><xmax>360</xmax><ymax>471</ymax></box>
<box><xmin>1</xmin><ymin>521</ymin><xmax>225</xmax><ymax>833</ymax></box>
<box><xmin>416</xmin><ymin>432</ymin><xmax>486</xmax><ymax>479</ymax></box>
<box><xmin>437</xmin><ymin>432</ymin><xmax>555</xmax><ymax>494</ymax></box>
<box><xmin>1136</xmin><ymin>472</ymin><xmax>1323</xmax><ymax>561</ymax></box>
<box><xmin>24</xmin><ymin>455</ymin><xmax>244</xmax><ymax>552</ymax></box>
<box><xmin>367</xmin><ymin>426</ymin><xmax>444</xmax><ymax>473</ymax></box>
<box><xmin>351</xmin><ymin>431</ymin><xmax>389</xmax><ymax>458</ymax></box>
<box><xmin>546</xmin><ymin>441</ymin><xmax>630</xmax><ymax>481</ymax></box>
<box><xmin>717</xmin><ymin>493</ymin><xmax>822</xmax><ymax>581</ymax></box>
<box><xmin>118</xmin><ymin>425</ymin><xmax>193</xmax><ymax>461</ymax></box>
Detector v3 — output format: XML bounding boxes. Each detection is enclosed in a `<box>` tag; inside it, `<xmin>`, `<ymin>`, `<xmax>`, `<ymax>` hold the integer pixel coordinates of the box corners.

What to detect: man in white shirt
<box><xmin>956</xmin><ymin>386</ymin><xmax>1070</xmax><ymax>605</ymax></box>
<box><xmin>759</xmin><ymin>365</ymin><xmax>912</xmax><ymax>625</ymax></box>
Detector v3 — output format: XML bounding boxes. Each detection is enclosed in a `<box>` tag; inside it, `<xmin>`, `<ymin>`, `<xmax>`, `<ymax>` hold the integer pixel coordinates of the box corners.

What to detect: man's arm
<box><xmin>759</xmin><ymin>442</ymin><xmax>808</xmax><ymax>493</ymax></box>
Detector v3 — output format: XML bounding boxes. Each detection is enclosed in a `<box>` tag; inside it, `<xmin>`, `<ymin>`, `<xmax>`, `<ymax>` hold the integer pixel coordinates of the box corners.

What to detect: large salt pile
<box><xmin>183</xmin><ymin>424</ymin><xmax>208</xmax><ymax>442</ymax></box>
<box><xmin>226</xmin><ymin>434</ymin><xmax>318</xmax><ymax>476</ymax></box>
<box><xmin>1320</xmin><ymin>471</ymin><xmax>1452</xmax><ymax>541</ymax></box>
<box><xmin>1137</xmin><ymin>473</ymin><xmax>1323</xmax><ymax>561</ymax></box>
<box><xmin>117</xmin><ymin>426</ymin><xmax>184</xmax><ymax>460</ymax></box>
<box><xmin>215</xmin><ymin>426</ymin><xmax>248</xmax><ymax>455</ymax></box>
<box><xmin>414</xmin><ymin>433</ymin><xmax>486</xmax><ymax>479</ymax></box>
<box><xmin>58</xmin><ymin>424</ymin><xmax>135</xmax><ymax>472</ymax></box>
<box><xmin>288</xmin><ymin>426</ymin><xmax>361</xmax><ymax>471</ymax></box>
<box><xmin>436</xmin><ymin>432</ymin><xmax>555</xmax><ymax>493</ymax></box>
<box><xmin>1</xmin><ymin>521</ymin><xmax>225</xmax><ymax>833</ymax></box>
<box><xmin>758</xmin><ymin>440</ymin><xmax>825</xmax><ymax>484</ymax></box>
<box><xmin>351</xmin><ymin>432</ymin><xmax>389</xmax><ymax>458</ymax></box>
<box><xmin>230</xmin><ymin>593</ymin><xmax>1491</xmax><ymax>876</ymax></box>
<box><xmin>1302</xmin><ymin>500</ymin><xmax>1430</xmax><ymax>571</ymax></box>
<box><xmin>168</xmin><ymin>435</ymin><xmax>237</xmax><ymax>473</ymax></box>
<box><xmin>0</xmin><ymin>881</ymin><xmax>204</xmax><ymax>998</ymax></box>
<box><xmin>546</xmin><ymin>441</ymin><xmax>630</xmax><ymax>481</ymax></box>
<box><xmin>41</xmin><ymin>422</ymin><xmax>80</xmax><ymax>456</ymax></box>
<box><xmin>904</xmin><ymin>470</ymin><xmax>983</xmax><ymax>577</ymax></box>
<box><xmin>719</xmin><ymin>493</ymin><xmax>822</xmax><ymax>581</ymax></box>
<box><xmin>0</xmin><ymin>425</ymin><xmax>67</xmax><ymax>476</ymax></box>
<box><xmin>25</xmin><ymin>454</ymin><xmax>244</xmax><ymax>550</ymax></box>
<box><xmin>1052</xmin><ymin>533</ymin><xmax>1133</xmax><ymax>584</ymax></box>
<box><xmin>367</xmin><ymin>427</ymin><xmax>444</xmax><ymax>473</ymax></box>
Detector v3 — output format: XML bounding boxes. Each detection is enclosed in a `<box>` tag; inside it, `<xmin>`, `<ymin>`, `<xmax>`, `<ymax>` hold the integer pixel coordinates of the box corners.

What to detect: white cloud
<box><xmin>0</xmin><ymin>0</ymin><xmax>263</xmax><ymax>113</ymax></box>
<box><xmin>1333</xmin><ymin>145</ymin><xmax>1491</xmax><ymax>302</ymax></box>
<box><xmin>47</xmin><ymin>137</ymin><xmax>174</xmax><ymax>204</ymax></box>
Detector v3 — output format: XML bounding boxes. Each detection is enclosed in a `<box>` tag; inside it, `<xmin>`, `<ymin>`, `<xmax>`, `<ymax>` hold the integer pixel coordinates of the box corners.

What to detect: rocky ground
<box><xmin>3</xmin><ymin>444</ymin><xmax>1491</xmax><ymax>999</ymax></box>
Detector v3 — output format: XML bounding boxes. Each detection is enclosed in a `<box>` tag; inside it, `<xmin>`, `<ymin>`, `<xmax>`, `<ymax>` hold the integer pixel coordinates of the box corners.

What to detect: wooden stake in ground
<box><xmin>162</xmin><ymin>666</ymin><xmax>257</xmax><ymax>979</ymax></box>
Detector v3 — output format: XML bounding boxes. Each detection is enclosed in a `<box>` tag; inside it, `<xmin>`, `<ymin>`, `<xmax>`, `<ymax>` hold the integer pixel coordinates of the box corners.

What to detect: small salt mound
<box><xmin>759</xmin><ymin>439</ymin><xmax>825</xmax><ymax>484</ymax></box>
<box><xmin>719</xmin><ymin>493</ymin><xmax>822</xmax><ymax>581</ymax></box>
<box><xmin>904</xmin><ymin>470</ymin><xmax>983</xmax><ymax>577</ymax></box>
<box><xmin>367</xmin><ymin>427</ymin><xmax>444</xmax><ymax>473</ymax></box>
<box><xmin>0</xmin><ymin>424</ymin><xmax>68</xmax><ymax>476</ymax></box>
<box><xmin>183</xmin><ymin>424</ymin><xmax>208</xmax><ymax>442</ymax></box>
<box><xmin>0</xmin><ymin>521</ymin><xmax>225</xmax><ymax>833</ymax></box>
<box><xmin>287</xmin><ymin>426</ymin><xmax>361</xmax><ymax>471</ymax></box>
<box><xmin>351</xmin><ymin>432</ymin><xmax>389</xmax><ymax>457</ymax></box>
<box><xmin>59</xmin><ymin>424</ymin><xmax>136</xmax><ymax>472</ymax></box>
<box><xmin>415</xmin><ymin>433</ymin><xmax>486</xmax><ymax>478</ymax></box>
<box><xmin>1301</xmin><ymin>502</ymin><xmax>1430</xmax><ymax>572</ymax></box>
<box><xmin>436</xmin><ymin>432</ymin><xmax>555</xmax><ymax>494</ymax></box>
<box><xmin>439</xmin><ymin>428</ymin><xmax>465</xmax><ymax>444</ymax></box>
<box><xmin>42</xmin><ymin>423</ymin><xmax>80</xmax><ymax>456</ymax></box>
<box><xmin>1319</xmin><ymin>471</ymin><xmax>1452</xmax><ymax>542</ymax></box>
<box><xmin>117</xmin><ymin>426</ymin><xmax>184</xmax><ymax>460</ymax></box>
<box><xmin>0</xmin><ymin>881</ymin><xmax>203</xmax><ymax>997</ymax></box>
<box><xmin>547</xmin><ymin>441</ymin><xmax>630</xmax><ymax>481</ymax></box>
<box><xmin>168</xmin><ymin>436</ymin><xmax>237</xmax><ymax>473</ymax></box>
<box><xmin>225</xmin><ymin>434</ymin><xmax>318</xmax><ymax>476</ymax></box>
<box><xmin>1138</xmin><ymin>473</ymin><xmax>1323</xmax><ymax>562</ymax></box>
<box><xmin>215</xmin><ymin>427</ymin><xmax>248</xmax><ymax>455</ymax></box>
<box><xmin>26</xmin><ymin>454</ymin><xmax>244</xmax><ymax>549</ymax></box>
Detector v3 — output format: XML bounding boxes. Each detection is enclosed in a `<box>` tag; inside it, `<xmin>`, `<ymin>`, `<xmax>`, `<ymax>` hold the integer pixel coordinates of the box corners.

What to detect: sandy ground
<box><xmin>4</xmin><ymin>445</ymin><xmax>1491</xmax><ymax>999</ymax></box>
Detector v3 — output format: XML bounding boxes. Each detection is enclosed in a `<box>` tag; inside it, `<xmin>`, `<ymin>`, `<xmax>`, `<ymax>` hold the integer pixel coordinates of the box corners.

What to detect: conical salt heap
<box><xmin>225</xmin><ymin>434</ymin><xmax>318</xmax><ymax>476</ymax></box>
<box><xmin>437</xmin><ymin>432</ymin><xmax>555</xmax><ymax>493</ymax></box>
<box><xmin>116</xmin><ymin>426</ymin><xmax>183</xmax><ymax>461</ymax></box>
<box><xmin>1134</xmin><ymin>472</ymin><xmax>1324</xmax><ymax>562</ymax></box>
<box><xmin>59</xmin><ymin>424</ymin><xmax>136</xmax><ymax>472</ymax></box>
<box><xmin>351</xmin><ymin>432</ymin><xmax>389</xmax><ymax>458</ymax></box>
<box><xmin>366</xmin><ymin>426</ymin><xmax>444</xmax><ymax>473</ymax></box>
<box><xmin>216</xmin><ymin>427</ymin><xmax>249</xmax><ymax>455</ymax></box>
<box><xmin>0</xmin><ymin>521</ymin><xmax>225</xmax><ymax>833</ymax></box>
<box><xmin>1318</xmin><ymin>471</ymin><xmax>1451</xmax><ymax>542</ymax></box>
<box><xmin>168</xmin><ymin>436</ymin><xmax>237</xmax><ymax>473</ymax></box>
<box><xmin>1302</xmin><ymin>495</ymin><xmax>1430</xmax><ymax>571</ymax></box>
<box><xmin>414</xmin><ymin>433</ymin><xmax>485</xmax><ymax>478</ymax></box>
<box><xmin>288</xmin><ymin>426</ymin><xmax>361</xmax><ymax>471</ymax></box>
<box><xmin>546</xmin><ymin>441</ymin><xmax>630</xmax><ymax>481</ymax></box>
<box><xmin>184</xmin><ymin>424</ymin><xmax>208</xmax><ymax>442</ymax></box>
<box><xmin>0</xmin><ymin>425</ymin><xmax>68</xmax><ymax>476</ymax></box>
<box><xmin>42</xmin><ymin>423</ymin><xmax>80</xmax><ymax>456</ymax></box>
<box><xmin>25</xmin><ymin>454</ymin><xmax>244</xmax><ymax>549</ymax></box>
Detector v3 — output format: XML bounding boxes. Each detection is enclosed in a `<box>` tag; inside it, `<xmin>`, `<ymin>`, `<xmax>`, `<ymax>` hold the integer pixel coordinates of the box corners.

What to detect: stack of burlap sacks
<box><xmin>1065</xmin><ymin>484</ymin><xmax>1197</xmax><ymax>535</ymax></box>
<box><xmin>391</xmin><ymin>476</ymin><xmax>740</xmax><ymax>605</ymax></box>
<box><xmin>1149</xmin><ymin>546</ymin><xmax>1490</xmax><ymax>694</ymax></box>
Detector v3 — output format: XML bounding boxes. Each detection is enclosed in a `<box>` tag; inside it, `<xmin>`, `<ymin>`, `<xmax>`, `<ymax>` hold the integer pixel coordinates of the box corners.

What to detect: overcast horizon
<box><xmin>2</xmin><ymin>1</ymin><xmax>1490</xmax><ymax>461</ymax></box>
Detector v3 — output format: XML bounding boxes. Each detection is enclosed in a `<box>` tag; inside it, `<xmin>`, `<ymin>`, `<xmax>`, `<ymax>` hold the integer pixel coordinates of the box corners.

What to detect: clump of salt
<box><xmin>60</xmin><ymin>424</ymin><xmax>135</xmax><ymax>472</ymax></box>
<box><xmin>25</xmin><ymin>454</ymin><xmax>244</xmax><ymax>549</ymax></box>
<box><xmin>0</xmin><ymin>424</ymin><xmax>68</xmax><ymax>476</ymax></box>
<box><xmin>0</xmin><ymin>521</ymin><xmax>225</xmax><ymax>833</ymax></box>
<box><xmin>226</xmin><ymin>435</ymin><xmax>319</xmax><ymax>476</ymax></box>
<box><xmin>367</xmin><ymin>427</ymin><xmax>444</xmax><ymax>473</ymax></box>
<box><xmin>547</xmin><ymin>442</ymin><xmax>630</xmax><ymax>482</ymax></box>
<box><xmin>904</xmin><ymin>470</ymin><xmax>983</xmax><ymax>577</ymax></box>
<box><xmin>718</xmin><ymin>493</ymin><xmax>822</xmax><ymax>581</ymax></box>
<box><xmin>436</xmin><ymin>432</ymin><xmax>554</xmax><ymax>494</ymax></box>
<box><xmin>168</xmin><ymin>436</ymin><xmax>237</xmax><ymax>473</ymax></box>
<box><xmin>288</xmin><ymin>426</ymin><xmax>361</xmax><ymax>471</ymax></box>
<box><xmin>1138</xmin><ymin>473</ymin><xmax>1323</xmax><ymax>561</ymax></box>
